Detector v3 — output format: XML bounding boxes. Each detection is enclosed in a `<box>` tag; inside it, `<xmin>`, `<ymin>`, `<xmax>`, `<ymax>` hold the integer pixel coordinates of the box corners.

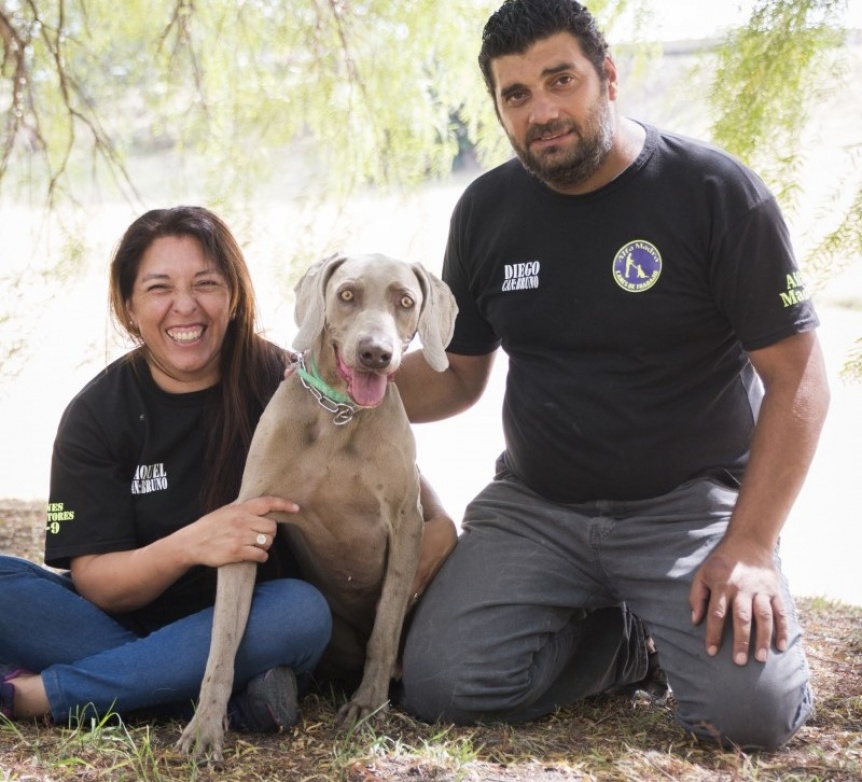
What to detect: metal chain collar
<box><xmin>296</xmin><ymin>353</ymin><xmax>357</xmax><ymax>426</ymax></box>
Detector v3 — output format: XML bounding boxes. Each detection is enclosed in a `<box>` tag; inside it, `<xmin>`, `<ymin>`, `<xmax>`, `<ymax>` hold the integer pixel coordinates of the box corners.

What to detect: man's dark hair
<box><xmin>478</xmin><ymin>0</ymin><xmax>610</xmax><ymax>94</ymax></box>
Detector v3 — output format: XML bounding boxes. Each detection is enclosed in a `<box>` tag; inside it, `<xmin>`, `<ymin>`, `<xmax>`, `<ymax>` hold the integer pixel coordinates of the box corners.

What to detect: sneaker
<box><xmin>635</xmin><ymin>645</ymin><xmax>670</xmax><ymax>702</ymax></box>
<box><xmin>0</xmin><ymin>680</ymin><xmax>14</xmax><ymax>719</ymax></box>
<box><xmin>617</xmin><ymin>641</ymin><xmax>670</xmax><ymax>703</ymax></box>
<box><xmin>1</xmin><ymin>664</ymin><xmax>32</xmax><ymax>720</ymax></box>
<box><xmin>228</xmin><ymin>666</ymin><xmax>299</xmax><ymax>733</ymax></box>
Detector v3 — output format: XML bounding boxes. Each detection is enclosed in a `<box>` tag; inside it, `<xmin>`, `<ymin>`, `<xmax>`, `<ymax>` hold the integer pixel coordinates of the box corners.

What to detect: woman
<box><xmin>0</xmin><ymin>206</ymin><xmax>456</xmax><ymax>728</ymax></box>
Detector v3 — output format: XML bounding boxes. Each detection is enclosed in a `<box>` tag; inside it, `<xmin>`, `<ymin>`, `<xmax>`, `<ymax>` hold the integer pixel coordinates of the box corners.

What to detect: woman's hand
<box><xmin>180</xmin><ymin>496</ymin><xmax>298</xmax><ymax>568</ymax></box>
<box><xmin>70</xmin><ymin>496</ymin><xmax>299</xmax><ymax>613</ymax></box>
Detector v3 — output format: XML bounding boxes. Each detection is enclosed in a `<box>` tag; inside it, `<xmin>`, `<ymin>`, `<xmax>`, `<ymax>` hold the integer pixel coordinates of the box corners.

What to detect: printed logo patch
<box><xmin>779</xmin><ymin>271</ymin><xmax>811</xmax><ymax>308</ymax></box>
<box><xmin>612</xmin><ymin>240</ymin><xmax>662</xmax><ymax>293</ymax></box>
<box><xmin>502</xmin><ymin>260</ymin><xmax>541</xmax><ymax>291</ymax></box>
<box><xmin>46</xmin><ymin>502</ymin><xmax>75</xmax><ymax>535</ymax></box>
<box><xmin>132</xmin><ymin>463</ymin><xmax>169</xmax><ymax>495</ymax></box>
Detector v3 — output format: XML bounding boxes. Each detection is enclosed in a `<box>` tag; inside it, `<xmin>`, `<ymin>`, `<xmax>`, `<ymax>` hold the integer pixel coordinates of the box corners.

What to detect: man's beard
<box><xmin>509</xmin><ymin>98</ymin><xmax>614</xmax><ymax>191</ymax></box>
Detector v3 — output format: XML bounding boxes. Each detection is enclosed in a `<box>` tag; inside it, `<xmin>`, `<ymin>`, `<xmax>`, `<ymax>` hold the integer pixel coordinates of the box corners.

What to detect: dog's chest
<box><xmin>243</xmin><ymin>381</ymin><xmax>420</xmax><ymax>607</ymax></box>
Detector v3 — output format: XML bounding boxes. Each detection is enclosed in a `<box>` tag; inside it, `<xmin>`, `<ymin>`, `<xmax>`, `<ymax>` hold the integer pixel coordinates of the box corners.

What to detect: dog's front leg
<box><xmin>337</xmin><ymin>508</ymin><xmax>423</xmax><ymax>726</ymax></box>
<box><xmin>177</xmin><ymin>561</ymin><xmax>257</xmax><ymax>762</ymax></box>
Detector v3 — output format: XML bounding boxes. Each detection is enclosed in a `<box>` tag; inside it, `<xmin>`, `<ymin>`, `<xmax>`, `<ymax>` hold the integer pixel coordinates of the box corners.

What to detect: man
<box><xmin>396</xmin><ymin>0</ymin><xmax>829</xmax><ymax>751</ymax></box>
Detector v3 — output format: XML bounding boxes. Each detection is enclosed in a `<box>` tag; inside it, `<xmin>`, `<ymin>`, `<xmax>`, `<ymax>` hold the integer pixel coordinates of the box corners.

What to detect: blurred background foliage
<box><xmin>1</xmin><ymin>0</ymin><xmax>860</xmax><ymax>374</ymax></box>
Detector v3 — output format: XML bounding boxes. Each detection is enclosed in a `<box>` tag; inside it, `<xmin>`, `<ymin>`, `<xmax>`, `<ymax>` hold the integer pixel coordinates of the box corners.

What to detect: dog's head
<box><xmin>292</xmin><ymin>253</ymin><xmax>457</xmax><ymax>407</ymax></box>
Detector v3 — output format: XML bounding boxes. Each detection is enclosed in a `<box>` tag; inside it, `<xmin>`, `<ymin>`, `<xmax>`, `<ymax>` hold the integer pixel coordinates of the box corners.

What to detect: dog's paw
<box><xmin>177</xmin><ymin>714</ymin><xmax>226</xmax><ymax>764</ymax></box>
<box><xmin>336</xmin><ymin>696</ymin><xmax>390</xmax><ymax>729</ymax></box>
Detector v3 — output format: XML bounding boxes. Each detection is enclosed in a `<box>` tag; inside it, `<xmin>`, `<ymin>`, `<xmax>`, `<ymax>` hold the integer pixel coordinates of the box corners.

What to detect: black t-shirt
<box><xmin>444</xmin><ymin>124</ymin><xmax>819</xmax><ymax>503</ymax></box>
<box><xmin>45</xmin><ymin>351</ymin><xmax>296</xmax><ymax>633</ymax></box>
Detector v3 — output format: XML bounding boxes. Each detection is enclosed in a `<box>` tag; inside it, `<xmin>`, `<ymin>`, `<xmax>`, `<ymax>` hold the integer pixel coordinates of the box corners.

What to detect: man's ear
<box><xmin>604</xmin><ymin>54</ymin><xmax>618</xmax><ymax>100</ymax></box>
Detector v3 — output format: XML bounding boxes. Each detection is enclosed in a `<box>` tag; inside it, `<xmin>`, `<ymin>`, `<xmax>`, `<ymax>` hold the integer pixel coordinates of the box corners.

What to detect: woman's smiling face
<box><xmin>126</xmin><ymin>234</ymin><xmax>233</xmax><ymax>393</ymax></box>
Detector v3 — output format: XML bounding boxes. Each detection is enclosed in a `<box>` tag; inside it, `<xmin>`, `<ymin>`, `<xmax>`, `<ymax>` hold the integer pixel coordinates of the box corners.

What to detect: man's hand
<box><xmin>689</xmin><ymin>538</ymin><xmax>789</xmax><ymax>666</ymax></box>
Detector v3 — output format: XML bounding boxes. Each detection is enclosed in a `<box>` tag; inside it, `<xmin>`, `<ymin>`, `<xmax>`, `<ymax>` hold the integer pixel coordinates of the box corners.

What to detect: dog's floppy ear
<box><xmin>411</xmin><ymin>263</ymin><xmax>458</xmax><ymax>372</ymax></box>
<box><xmin>293</xmin><ymin>252</ymin><xmax>346</xmax><ymax>351</ymax></box>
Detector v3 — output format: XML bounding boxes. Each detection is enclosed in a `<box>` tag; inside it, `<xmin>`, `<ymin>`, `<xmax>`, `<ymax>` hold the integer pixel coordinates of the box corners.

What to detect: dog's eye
<box><xmin>339</xmin><ymin>289</ymin><xmax>354</xmax><ymax>302</ymax></box>
<box><xmin>400</xmin><ymin>295</ymin><xmax>414</xmax><ymax>309</ymax></box>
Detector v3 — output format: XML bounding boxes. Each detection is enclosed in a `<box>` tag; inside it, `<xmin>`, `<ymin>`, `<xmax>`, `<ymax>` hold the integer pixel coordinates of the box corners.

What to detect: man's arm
<box><xmin>396</xmin><ymin>349</ymin><xmax>497</xmax><ymax>423</ymax></box>
<box><xmin>689</xmin><ymin>330</ymin><xmax>830</xmax><ymax>664</ymax></box>
<box><xmin>409</xmin><ymin>473</ymin><xmax>458</xmax><ymax>604</ymax></box>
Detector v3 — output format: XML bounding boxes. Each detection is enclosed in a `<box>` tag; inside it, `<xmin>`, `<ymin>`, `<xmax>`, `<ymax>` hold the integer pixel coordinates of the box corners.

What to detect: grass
<box><xmin>1</xmin><ymin>502</ymin><xmax>861</xmax><ymax>781</ymax></box>
<box><xmin>2</xmin><ymin>595</ymin><xmax>859</xmax><ymax>781</ymax></box>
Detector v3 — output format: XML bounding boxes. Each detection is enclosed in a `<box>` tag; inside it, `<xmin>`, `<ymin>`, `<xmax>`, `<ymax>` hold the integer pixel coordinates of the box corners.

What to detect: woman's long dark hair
<box><xmin>109</xmin><ymin>206</ymin><xmax>285</xmax><ymax>511</ymax></box>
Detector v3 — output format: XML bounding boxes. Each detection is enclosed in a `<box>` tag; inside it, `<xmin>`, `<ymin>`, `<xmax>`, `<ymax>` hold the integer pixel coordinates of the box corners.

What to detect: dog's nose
<box><xmin>357</xmin><ymin>337</ymin><xmax>393</xmax><ymax>370</ymax></box>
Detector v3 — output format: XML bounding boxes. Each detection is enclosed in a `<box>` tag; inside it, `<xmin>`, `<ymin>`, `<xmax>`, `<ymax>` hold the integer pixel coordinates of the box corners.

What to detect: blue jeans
<box><xmin>401</xmin><ymin>468</ymin><xmax>812</xmax><ymax>751</ymax></box>
<box><xmin>0</xmin><ymin>556</ymin><xmax>332</xmax><ymax>723</ymax></box>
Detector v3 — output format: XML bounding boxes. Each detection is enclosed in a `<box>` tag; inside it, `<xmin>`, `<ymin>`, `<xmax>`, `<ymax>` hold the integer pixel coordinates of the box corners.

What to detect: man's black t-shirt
<box><xmin>443</xmin><ymin>124</ymin><xmax>819</xmax><ymax>503</ymax></box>
<box><xmin>45</xmin><ymin>352</ymin><xmax>296</xmax><ymax>633</ymax></box>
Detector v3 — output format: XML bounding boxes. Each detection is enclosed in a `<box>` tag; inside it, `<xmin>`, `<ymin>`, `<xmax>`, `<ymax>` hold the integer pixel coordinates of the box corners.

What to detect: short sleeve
<box><xmin>442</xmin><ymin>195</ymin><xmax>502</xmax><ymax>355</ymax></box>
<box><xmin>709</xmin><ymin>196</ymin><xmax>819</xmax><ymax>352</ymax></box>
<box><xmin>45</xmin><ymin>396</ymin><xmax>137</xmax><ymax>568</ymax></box>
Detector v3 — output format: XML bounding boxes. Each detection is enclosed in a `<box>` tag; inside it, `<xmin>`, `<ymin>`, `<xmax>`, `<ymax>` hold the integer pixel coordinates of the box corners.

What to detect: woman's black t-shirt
<box><xmin>45</xmin><ymin>351</ymin><xmax>296</xmax><ymax>633</ymax></box>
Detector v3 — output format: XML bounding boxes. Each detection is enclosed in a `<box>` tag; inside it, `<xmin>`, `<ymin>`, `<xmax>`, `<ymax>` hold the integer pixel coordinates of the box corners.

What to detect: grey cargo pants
<box><xmin>400</xmin><ymin>466</ymin><xmax>812</xmax><ymax>750</ymax></box>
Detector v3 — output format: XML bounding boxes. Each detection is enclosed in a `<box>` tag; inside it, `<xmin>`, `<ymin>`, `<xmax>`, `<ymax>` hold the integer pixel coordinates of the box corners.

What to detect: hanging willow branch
<box><xmin>1</xmin><ymin>0</ymin><xmax>140</xmax><ymax>205</ymax></box>
<box><xmin>0</xmin><ymin>5</ymin><xmax>46</xmax><ymax>181</ymax></box>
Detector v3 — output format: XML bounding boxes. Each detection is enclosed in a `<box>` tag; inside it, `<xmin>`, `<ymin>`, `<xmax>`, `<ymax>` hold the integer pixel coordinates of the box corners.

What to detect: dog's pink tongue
<box><xmin>349</xmin><ymin>371</ymin><xmax>389</xmax><ymax>407</ymax></box>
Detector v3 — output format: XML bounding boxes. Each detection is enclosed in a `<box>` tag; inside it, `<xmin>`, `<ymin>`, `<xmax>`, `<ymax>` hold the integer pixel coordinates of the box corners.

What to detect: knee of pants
<box><xmin>399</xmin><ymin>616</ymin><xmax>472</xmax><ymax>724</ymax></box>
<box><xmin>245</xmin><ymin>580</ymin><xmax>333</xmax><ymax>671</ymax></box>
<box><xmin>400</xmin><ymin>629</ymin><xmax>535</xmax><ymax>725</ymax></box>
<box><xmin>400</xmin><ymin>657</ymin><xmax>496</xmax><ymax>725</ymax></box>
<box><xmin>674</xmin><ymin>666</ymin><xmax>813</xmax><ymax>751</ymax></box>
<box><xmin>0</xmin><ymin>555</ymin><xmax>49</xmax><ymax>581</ymax></box>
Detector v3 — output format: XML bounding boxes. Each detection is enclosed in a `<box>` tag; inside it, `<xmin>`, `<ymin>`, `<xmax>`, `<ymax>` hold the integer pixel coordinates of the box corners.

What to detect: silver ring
<box><xmin>255</xmin><ymin>533</ymin><xmax>267</xmax><ymax>547</ymax></box>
